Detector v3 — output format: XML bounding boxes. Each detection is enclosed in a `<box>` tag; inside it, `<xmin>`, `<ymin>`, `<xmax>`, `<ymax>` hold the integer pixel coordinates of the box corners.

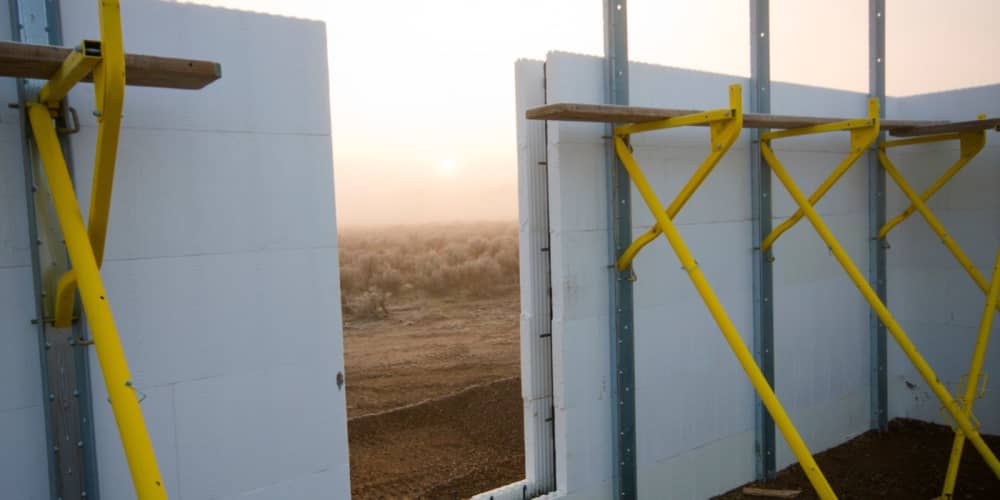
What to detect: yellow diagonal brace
<box><xmin>760</xmin><ymin>99</ymin><xmax>880</xmax><ymax>252</ymax></box>
<box><xmin>616</xmin><ymin>84</ymin><xmax>743</xmax><ymax>271</ymax></box>
<box><xmin>878</xmin><ymin>130</ymin><xmax>986</xmax><ymax>239</ymax></box>
<box><xmin>615</xmin><ymin>134</ymin><xmax>837</xmax><ymax>499</ymax></box>
<box><xmin>940</xmin><ymin>245</ymin><xmax>1000</xmax><ymax>499</ymax></box>
<box><xmin>28</xmin><ymin>104</ymin><xmax>167</xmax><ymax>500</ymax></box>
<box><xmin>53</xmin><ymin>1</ymin><xmax>127</xmax><ymax>328</ymax></box>
<box><xmin>38</xmin><ymin>40</ymin><xmax>101</xmax><ymax>106</ymax></box>
<box><xmin>763</xmin><ymin>141</ymin><xmax>1000</xmax><ymax>479</ymax></box>
<box><xmin>878</xmin><ymin>150</ymin><xmax>1000</xmax><ymax>313</ymax></box>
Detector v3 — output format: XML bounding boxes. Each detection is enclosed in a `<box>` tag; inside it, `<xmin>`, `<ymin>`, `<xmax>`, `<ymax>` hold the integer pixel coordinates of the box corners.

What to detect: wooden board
<box><xmin>527</xmin><ymin>102</ymin><xmax>999</xmax><ymax>137</ymax></box>
<box><xmin>741</xmin><ymin>487</ymin><xmax>801</xmax><ymax>498</ymax></box>
<box><xmin>891</xmin><ymin>117</ymin><xmax>1000</xmax><ymax>137</ymax></box>
<box><xmin>0</xmin><ymin>41</ymin><xmax>220</xmax><ymax>90</ymax></box>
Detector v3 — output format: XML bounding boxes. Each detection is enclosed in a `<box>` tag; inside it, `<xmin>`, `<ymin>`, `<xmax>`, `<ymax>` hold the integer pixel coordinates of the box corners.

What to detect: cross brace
<box><xmin>873</xmin><ymin>128</ymin><xmax>998</xmax><ymax>499</ymax></box>
<box><xmin>532</xmin><ymin>83</ymin><xmax>1000</xmax><ymax>499</ymax></box>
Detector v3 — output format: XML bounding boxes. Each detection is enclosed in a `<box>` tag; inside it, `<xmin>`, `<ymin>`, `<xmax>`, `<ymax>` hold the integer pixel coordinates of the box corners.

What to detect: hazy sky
<box><xmin>178</xmin><ymin>0</ymin><xmax>1000</xmax><ymax>226</ymax></box>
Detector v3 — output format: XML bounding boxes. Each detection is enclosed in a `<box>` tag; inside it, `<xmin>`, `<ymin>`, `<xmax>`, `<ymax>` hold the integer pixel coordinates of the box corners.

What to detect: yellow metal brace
<box><xmin>877</xmin><ymin>127</ymin><xmax>999</xmax><ymax>313</ymax></box>
<box><xmin>937</xmin><ymin>246</ymin><xmax>1000</xmax><ymax>499</ymax></box>
<box><xmin>760</xmin><ymin>100</ymin><xmax>880</xmax><ymax>251</ymax></box>
<box><xmin>613</xmin><ymin>84</ymin><xmax>837</xmax><ymax>500</ymax></box>
<box><xmin>28</xmin><ymin>1</ymin><xmax>167</xmax><ymax>499</ymax></box>
<box><xmin>877</xmin><ymin>117</ymin><xmax>1000</xmax><ymax>499</ymax></box>
<box><xmin>616</xmin><ymin>95</ymin><xmax>742</xmax><ymax>271</ymax></box>
<box><xmin>760</xmin><ymin>105</ymin><xmax>1000</xmax><ymax>483</ymax></box>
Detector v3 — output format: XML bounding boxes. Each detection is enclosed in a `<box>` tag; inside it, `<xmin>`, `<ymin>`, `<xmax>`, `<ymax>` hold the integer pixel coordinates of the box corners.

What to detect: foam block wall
<box><xmin>1</xmin><ymin>2</ymin><xmax>349</xmax><ymax>498</ymax></box>
<box><xmin>515</xmin><ymin>52</ymin><xmax>998</xmax><ymax>499</ymax></box>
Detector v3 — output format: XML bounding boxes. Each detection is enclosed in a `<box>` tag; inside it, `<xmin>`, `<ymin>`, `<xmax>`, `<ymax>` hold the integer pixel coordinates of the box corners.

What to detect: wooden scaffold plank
<box><xmin>526</xmin><ymin>102</ymin><xmax>999</xmax><ymax>137</ymax></box>
<box><xmin>0</xmin><ymin>40</ymin><xmax>220</xmax><ymax>90</ymax></box>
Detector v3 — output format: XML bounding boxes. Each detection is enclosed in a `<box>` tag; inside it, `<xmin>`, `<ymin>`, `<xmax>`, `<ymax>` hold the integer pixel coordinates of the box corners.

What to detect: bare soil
<box><xmin>716</xmin><ymin>419</ymin><xmax>1000</xmax><ymax>499</ymax></box>
<box><xmin>345</xmin><ymin>292</ymin><xmax>523</xmax><ymax>499</ymax></box>
<box><xmin>344</xmin><ymin>291</ymin><xmax>1000</xmax><ymax>499</ymax></box>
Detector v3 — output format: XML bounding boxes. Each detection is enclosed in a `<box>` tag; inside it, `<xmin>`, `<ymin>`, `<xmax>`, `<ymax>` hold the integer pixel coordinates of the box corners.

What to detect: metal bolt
<box><xmin>48</xmin><ymin>393</ymin><xmax>55</xmax><ymax>401</ymax></box>
<box><xmin>76</xmin><ymin>441</ymin><xmax>83</xmax><ymax>448</ymax></box>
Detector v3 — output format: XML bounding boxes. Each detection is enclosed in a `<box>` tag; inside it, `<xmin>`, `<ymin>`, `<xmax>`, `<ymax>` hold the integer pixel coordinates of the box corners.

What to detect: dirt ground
<box><xmin>344</xmin><ymin>291</ymin><xmax>524</xmax><ymax>498</ymax></box>
<box><xmin>716</xmin><ymin>419</ymin><xmax>1000</xmax><ymax>499</ymax></box>
<box><xmin>344</xmin><ymin>290</ymin><xmax>1000</xmax><ymax>499</ymax></box>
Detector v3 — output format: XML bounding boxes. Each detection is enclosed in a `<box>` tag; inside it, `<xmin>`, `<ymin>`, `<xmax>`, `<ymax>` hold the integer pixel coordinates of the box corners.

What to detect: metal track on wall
<box><xmin>603</xmin><ymin>1</ymin><xmax>636</xmax><ymax>498</ymax></box>
<box><xmin>8</xmin><ymin>0</ymin><xmax>100</xmax><ymax>497</ymax></box>
<box><xmin>749</xmin><ymin>0</ymin><xmax>776</xmax><ymax>481</ymax></box>
<box><xmin>868</xmin><ymin>0</ymin><xmax>888</xmax><ymax>433</ymax></box>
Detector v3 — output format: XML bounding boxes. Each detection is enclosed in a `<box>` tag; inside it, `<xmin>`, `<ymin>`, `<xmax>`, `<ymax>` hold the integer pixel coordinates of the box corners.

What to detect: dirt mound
<box><xmin>349</xmin><ymin>377</ymin><xmax>524</xmax><ymax>499</ymax></box>
<box><xmin>716</xmin><ymin>418</ymin><xmax>1000</xmax><ymax>499</ymax></box>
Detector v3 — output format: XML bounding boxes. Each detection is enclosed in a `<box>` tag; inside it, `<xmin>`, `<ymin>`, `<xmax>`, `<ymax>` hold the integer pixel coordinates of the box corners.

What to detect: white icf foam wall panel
<box><xmin>884</xmin><ymin>84</ymin><xmax>1000</xmax><ymax>433</ymax></box>
<box><xmin>0</xmin><ymin>4</ymin><xmax>52</xmax><ymax>498</ymax></box>
<box><xmin>474</xmin><ymin>58</ymin><xmax>558</xmax><ymax>500</ymax></box>
<box><xmin>11</xmin><ymin>1</ymin><xmax>352</xmax><ymax>499</ymax></box>
<box><xmin>515</xmin><ymin>52</ymin><xmax>1000</xmax><ymax>500</ymax></box>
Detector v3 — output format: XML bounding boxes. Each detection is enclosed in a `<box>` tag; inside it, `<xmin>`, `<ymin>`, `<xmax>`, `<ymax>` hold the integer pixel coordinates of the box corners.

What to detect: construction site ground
<box><xmin>716</xmin><ymin>419</ymin><xmax>1000</xmax><ymax>499</ymax></box>
<box><xmin>345</xmin><ymin>292</ymin><xmax>524</xmax><ymax>499</ymax></box>
<box><xmin>344</xmin><ymin>292</ymin><xmax>1000</xmax><ymax>499</ymax></box>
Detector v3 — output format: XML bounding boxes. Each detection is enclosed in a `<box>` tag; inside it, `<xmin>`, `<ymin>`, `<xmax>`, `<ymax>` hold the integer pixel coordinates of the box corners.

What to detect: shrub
<box><xmin>337</xmin><ymin>222</ymin><xmax>519</xmax><ymax>317</ymax></box>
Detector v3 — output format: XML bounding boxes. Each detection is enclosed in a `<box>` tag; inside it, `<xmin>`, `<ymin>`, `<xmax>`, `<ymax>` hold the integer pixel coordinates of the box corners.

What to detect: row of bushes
<box><xmin>338</xmin><ymin>222</ymin><xmax>519</xmax><ymax>317</ymax></box>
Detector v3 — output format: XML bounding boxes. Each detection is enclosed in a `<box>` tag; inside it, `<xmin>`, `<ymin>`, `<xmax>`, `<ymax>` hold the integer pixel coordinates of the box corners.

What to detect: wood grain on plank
<box><xmin>0</xmin><ymin>40</ymin><xmax>220</xmax><ymax>89</ymax></box>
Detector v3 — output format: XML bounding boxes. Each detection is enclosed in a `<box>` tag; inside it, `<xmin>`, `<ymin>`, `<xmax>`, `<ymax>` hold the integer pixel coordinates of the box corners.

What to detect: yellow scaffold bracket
<box><xmin>26</xmin><ymin>1</ymin><xmax>167</xmax><ymax>499</ymax></box>
<box><xmin>759</xmin><ymin>98</ymin><xmax>880</xmax><ymax>252</ymax></box>
<box><xmin>613</xmin><ymin>84</ymin><xmax>838</xmax><ymax>500</ymax></box>
<box><xmin>615</xmin><ymin>84</ymin><xmax>743</xmax><ymax>272</ymax></box>
<box><xmin>761</xmin><ymin>102</ymin><xmax>1000</xmax><ymax>488</ymax></box>
<box><xmin>879</xmin><ymin>118</ymin><xmax>987</xmax><ymax>239</ymax></box>
<box><xmin>877</xmin><ymin>121</ymin><xmax>999</xmax><ymax>313</ymax></box>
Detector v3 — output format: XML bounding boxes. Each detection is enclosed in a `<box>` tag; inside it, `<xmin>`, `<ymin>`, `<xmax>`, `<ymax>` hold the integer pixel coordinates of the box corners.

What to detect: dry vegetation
<box><xmin>338</xmin><ymin>222</ymin><xmax>519</xmax><ymax>319</ymax></box>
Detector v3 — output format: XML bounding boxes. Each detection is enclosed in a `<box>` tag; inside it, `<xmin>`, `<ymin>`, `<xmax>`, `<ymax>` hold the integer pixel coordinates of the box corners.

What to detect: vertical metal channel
<box><xmin>749</xmin><ymin>0</ymin><xmax>776</xmax><ymax>481</ymax></box>
<box><xmin>9</xmin><ymin>0</ymin><xmax>100</xmax><ymax>497</ymax></box>
<box><xmin>603</xmin><ymin>1</ymin><xmax>636</xmax><ymax>498</ymax></box>
<box><xmin>867</xmin><ymin>0</ymin><xmax>888</xmax><ymax>432</ymax></box>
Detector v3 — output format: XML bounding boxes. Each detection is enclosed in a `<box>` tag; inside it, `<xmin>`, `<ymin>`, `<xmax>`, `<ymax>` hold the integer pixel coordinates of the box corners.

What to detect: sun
<box><xmin>436</xmin><ymin>158</ymin><xmax>459</xmax><ymax>177</ymax></box>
